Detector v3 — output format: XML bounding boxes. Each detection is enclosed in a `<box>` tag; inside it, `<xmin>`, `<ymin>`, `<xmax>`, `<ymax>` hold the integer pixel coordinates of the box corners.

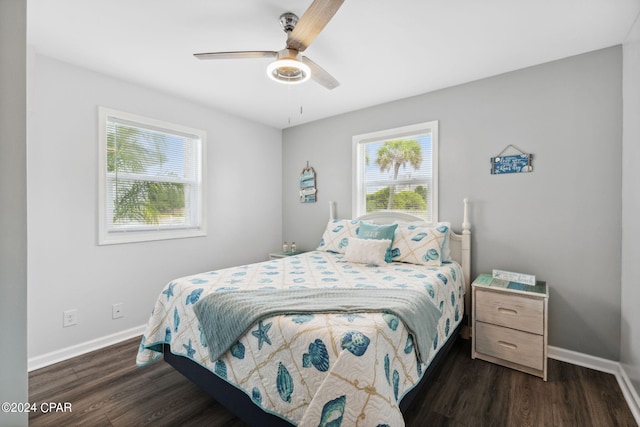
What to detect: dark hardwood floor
<box><xmin>29</xmin><ymin>336</ymin><xmax>637</xmax><ymax>427</ymax></box>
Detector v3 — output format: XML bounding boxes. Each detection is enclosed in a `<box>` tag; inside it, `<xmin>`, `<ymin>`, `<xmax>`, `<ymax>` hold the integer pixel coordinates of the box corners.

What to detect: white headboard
<box><xmin>329</xmin><ymin>199</ymin><xmax>472</xmax><ymax>317</ymax></box>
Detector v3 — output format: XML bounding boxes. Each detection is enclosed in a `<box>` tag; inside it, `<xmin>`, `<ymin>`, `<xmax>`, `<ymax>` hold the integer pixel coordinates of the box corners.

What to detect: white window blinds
<box><xmin>353</xmin><ymin>121</ymin><xmax>438</xmax><ymax>223</ymax></box>
<box><xmin>99</xmin><ymin>108</ymin><xmax>206</xmax><ymax>244</ymax></box>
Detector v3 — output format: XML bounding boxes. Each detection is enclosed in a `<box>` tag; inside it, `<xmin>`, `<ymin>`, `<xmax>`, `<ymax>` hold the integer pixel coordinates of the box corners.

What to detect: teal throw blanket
<box><xmin>193</xmin><ymin>288</ymin><xmax>441</xmax><ymax>363</ymax></box>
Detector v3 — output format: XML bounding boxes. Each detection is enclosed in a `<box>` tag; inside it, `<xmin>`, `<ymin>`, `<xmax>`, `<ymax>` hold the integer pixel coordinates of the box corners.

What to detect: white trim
<box><xmin>28</xmin><ymin>325</ymin><xmax>146</xmax><ymax>372</ymax></box>
<box><xmin>548</xmin><ymin>345</ymin><xmax>619</xmax><ymax>374</ymax></box>
<box><xmin>549</xmin><ymin>346</ymin><xmax>640</xmax><ymax>424</ymax></box>
<box><xmin>620</xmin><ymin>367</ymin><xmax>640</xmax><ymax>424</ymax></box>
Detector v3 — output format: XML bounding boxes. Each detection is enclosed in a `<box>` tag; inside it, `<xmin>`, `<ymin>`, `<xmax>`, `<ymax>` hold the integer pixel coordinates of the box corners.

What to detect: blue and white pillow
<box><xmin>391</xmin><ymin>224</ymin><xmax>450</xmax><ymax>266</ymax></box>
<box><xmin>356</xmin><ymin>222</ymin><xmax>398</xmax><ymax>263</ymax></box>
<box><xmin>317</xmin><ymin>219</ymin><xmax>363</xmax><ymax>253</ymax></box>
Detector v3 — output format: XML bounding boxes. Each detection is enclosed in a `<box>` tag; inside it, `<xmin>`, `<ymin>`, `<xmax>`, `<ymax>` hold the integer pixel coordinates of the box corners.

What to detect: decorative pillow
<box><xmin>391</xmin><ymin>223</ymin><xmax>450</xmax><ymax>266</ymax></box>
<box><xmin>356</xmin><ymin>222</ymin><xmax>398</xmax><ymax>263</ymax></box>
<box><xmin>317</xmin><ymin>219</ymin><xmax>364</xmax><ymax>253</ymax></box>
<box><xmin>344</xmin><ymin>238</ymin><xmax>391</xmax><ymax>266</ymax></box>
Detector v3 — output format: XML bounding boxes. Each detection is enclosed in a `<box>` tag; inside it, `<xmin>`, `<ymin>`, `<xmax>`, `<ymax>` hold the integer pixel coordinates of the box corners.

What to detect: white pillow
<box><xmin>344</xmin><ymin>237</ymin><xmax>391</xmax><ymax>266</ymax></box>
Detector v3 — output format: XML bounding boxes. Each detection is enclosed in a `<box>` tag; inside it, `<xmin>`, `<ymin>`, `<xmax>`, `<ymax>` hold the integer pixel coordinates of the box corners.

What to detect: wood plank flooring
<box><xmin>29</xmin><ymin>336</ymin><xmax>637</xmax><ymax>427</ymax></box>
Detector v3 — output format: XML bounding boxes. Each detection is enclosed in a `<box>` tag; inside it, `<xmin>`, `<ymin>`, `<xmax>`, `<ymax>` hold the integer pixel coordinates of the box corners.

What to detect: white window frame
<box><xmin>352</xmin><ymin>121</ymin><xmax>438</xmax><ymax>223</ymax></box>
<box><xmin>98</xmin><ymin>107</ymin><xmax>207</xmax><ymax>245</ymax></box>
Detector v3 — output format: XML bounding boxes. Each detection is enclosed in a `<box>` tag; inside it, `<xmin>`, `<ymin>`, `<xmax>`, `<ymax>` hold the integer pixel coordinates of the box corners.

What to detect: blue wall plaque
<box><xmin>491</xmin><ymin>153</ymin><xmax>533</xmax><ymax>175</ymax></box>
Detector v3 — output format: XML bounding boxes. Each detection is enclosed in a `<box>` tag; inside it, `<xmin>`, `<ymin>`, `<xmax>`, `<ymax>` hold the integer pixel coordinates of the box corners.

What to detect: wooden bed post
<box><xmin>461</xmin><ymin>198</ymin><xmax>471</xmax><ymax>285</ymax></box>
<box><xmin>462</xmin><ymin>198</ymin><xmax>470</xmax><ymax>235</ymax></box>
<box><xmin>461</xmin><ymin>198</ymin><xmax>472</xmax><ymax>339</ymax></box>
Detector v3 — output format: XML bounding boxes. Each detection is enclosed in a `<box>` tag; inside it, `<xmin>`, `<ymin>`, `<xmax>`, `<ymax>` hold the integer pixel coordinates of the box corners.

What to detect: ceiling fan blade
<box><xmin>194</xmin><ymin>51</ymin><xmax>277</xmax><ymax>60</ymax></box>
<box><xmin>287</xmin><ymin>0</ymin><xmax>345</xmax><ymax>52</ymax></box>
<box><xmin>301</xmin><ymin>56</ymin><xmax>340</xmax><ymax>89</ymax></box>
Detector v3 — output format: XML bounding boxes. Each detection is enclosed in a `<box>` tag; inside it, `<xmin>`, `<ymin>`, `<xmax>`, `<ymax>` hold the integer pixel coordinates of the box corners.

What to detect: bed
<box><xmin>137</xmin><ymin>200</ymin><xmax>471</xmax><ymax>426</ymax></box>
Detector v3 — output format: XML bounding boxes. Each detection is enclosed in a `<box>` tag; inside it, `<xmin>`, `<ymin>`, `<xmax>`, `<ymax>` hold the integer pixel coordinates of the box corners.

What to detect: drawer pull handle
<box><xmin>498</xmin><ymin>307</ymin><xmax>518</xmax><ymax>316</ymax></box>
<box><xmin>498</xmin><ymin>341</ymin><xmax>518</xmax><ymax>350</ymax></box>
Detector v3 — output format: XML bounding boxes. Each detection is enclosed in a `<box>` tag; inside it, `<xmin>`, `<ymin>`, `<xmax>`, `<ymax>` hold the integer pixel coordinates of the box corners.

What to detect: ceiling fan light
<box><xmin>266</xmin><ymin>59</ymin><xmax>311</xmax><ymax>84</ymax></box>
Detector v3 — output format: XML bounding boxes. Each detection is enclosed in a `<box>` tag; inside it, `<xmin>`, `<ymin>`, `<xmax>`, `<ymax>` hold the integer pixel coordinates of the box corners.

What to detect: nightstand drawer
<box><xmin>475</xmin><ymin>289</ymin><xmax>543</xmax><ymax>334</ymax></box>
<box><xmin>475</xmin><ymin>322</ymin><xmax>544</xmax><ymax>371</ymax></box>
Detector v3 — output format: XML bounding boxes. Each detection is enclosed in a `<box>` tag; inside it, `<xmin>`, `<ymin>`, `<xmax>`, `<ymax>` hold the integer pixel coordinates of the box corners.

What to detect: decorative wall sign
<box><xmin>299</xmin><ymin>162</ymin><xmax>317</xmax><ymax>203</ymax></box>
<box><xmin>491</xmin><ymin>144</ymin><xmax>533</xmax><ymax>175</ymax></box>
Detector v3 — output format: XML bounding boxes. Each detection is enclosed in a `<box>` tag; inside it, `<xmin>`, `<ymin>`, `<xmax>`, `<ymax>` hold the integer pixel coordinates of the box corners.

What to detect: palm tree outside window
<box><xmin>352</xmin><ymin>121</ymin><xmax>438</xmax><ymax>223</ymax></box>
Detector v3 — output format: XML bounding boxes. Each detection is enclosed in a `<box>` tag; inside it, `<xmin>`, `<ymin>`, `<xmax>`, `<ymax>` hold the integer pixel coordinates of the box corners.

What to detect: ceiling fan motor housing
<box><xmin>279</xmin><ymin>13</ymin><xmax>299</xmax><ymax>33</ymax></box>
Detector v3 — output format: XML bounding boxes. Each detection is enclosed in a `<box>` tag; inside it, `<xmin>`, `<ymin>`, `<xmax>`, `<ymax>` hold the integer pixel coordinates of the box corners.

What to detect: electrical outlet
<box><xmin>112</xmin><ymin>303</ymin><xmax>124</xmax><ymax>319</ymax></box>
<box><xmin>63</xmin><ymin>309</ymin><xmax>78</xmax><ymax>327</ymax></box>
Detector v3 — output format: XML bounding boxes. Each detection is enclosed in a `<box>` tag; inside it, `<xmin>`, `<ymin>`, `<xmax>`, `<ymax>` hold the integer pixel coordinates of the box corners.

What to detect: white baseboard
<box><xmin>28</xmin><ymin>324</ymin><xmax>146</xmax><ymax>372</ymax></box>
<box><xmin>549</xmin><ymin>346</ymin><xmax>640</xmax><ymax>424</ymax></box>
<box><xmin>548</xmin><ymin>345</ymin><xmax>620</xmax><ymax>374</ymax></box>
<box><xmin>619</xmin><ymin>365</ymin><xmax>640</xmax><ymax>425</ymax></box>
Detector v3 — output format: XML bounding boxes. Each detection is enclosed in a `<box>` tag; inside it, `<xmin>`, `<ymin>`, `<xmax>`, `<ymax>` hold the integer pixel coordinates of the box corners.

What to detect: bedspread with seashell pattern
<box><xmin>137</xmin><ymin>251</ymin><xmax>464</xmax><ymax>427</ymax></box>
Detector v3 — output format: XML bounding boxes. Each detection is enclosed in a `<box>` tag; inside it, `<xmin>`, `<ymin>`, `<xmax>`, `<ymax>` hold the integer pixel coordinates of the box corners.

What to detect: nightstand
<box><xmin>269</xmin><ymin>251</ymin><xmax>304</xmax><ymax>260</ymax></box>
<box><xmin>471</xmin><ymin>273</ymin><xmax>548</xmax><ymax>380</ymax></box>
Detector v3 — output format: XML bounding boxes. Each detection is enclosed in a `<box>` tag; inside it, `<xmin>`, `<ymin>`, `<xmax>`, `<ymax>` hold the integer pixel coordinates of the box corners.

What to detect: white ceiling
<box><xmin>28</xmin><ymin>0</ymin><xmax>640</xmax><ymax>129</ymax></box>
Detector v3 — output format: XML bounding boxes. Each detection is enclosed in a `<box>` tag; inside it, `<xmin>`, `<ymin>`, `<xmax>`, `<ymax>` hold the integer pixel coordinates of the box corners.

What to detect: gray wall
<box><xmin>0</xmin><ymin>0</ymin><xmax>28</xmax><ymax>425</ymax></box>
<box><xmin>283</xmin><ymin>47</ymin><xmax>623</xmax><ymax>359</ymax></box>
<box><xmin>622</xmin><ymin>17</ymin><xmax>640</xmax><ymax>395</ymax></box>
<box><xmin>27</xmin><ymin>54</ymin><xmax>283</xmax><ymax>359</ymax></box>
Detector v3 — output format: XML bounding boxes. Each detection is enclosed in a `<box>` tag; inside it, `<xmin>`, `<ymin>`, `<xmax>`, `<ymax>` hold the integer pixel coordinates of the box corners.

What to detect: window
<box><xmin>352</xmin><ymin>121</ymin><xmax>438</xmax><ymax>222</ymax></box>
<box><xmin>98</xmin><ymin>107</ymin><xmax>206</xmax><ymax>244</ymax></box>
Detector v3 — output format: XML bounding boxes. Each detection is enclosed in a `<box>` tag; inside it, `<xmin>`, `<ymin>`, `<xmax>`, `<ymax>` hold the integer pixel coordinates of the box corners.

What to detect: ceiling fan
<box><xmin>194</xmin><ymin>0</ymin><xmax>344</xmax><ymax>89</ymax></box>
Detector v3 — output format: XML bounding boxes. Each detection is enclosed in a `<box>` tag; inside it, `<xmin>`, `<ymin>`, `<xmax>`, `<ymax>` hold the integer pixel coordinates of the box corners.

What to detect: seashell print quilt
<box><xmin>137</xmin><ymin>251</ymin><xmax>465</xmax><ymax>426</ymax></box>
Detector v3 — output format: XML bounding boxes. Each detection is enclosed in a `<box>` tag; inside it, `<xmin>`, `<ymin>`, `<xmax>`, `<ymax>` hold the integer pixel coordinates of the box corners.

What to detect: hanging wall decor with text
<box><xmin>299</xmin><ymin>162</ymin><xmax>317</xmax><ymax>203</ymax></box>
<box><xmin>491</xmin><ymin>144</ymin><xmax>533</xmax><ymax>175</ymax></box>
